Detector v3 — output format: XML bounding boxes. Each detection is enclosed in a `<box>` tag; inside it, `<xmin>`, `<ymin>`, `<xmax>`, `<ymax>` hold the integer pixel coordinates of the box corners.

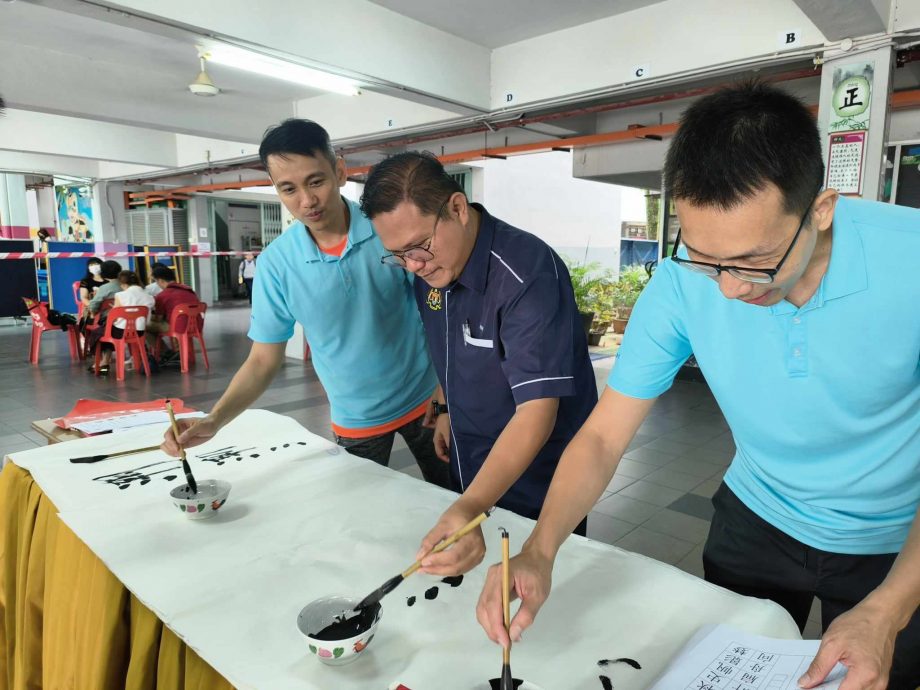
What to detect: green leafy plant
<box><xmin>564</xmin><ymin>259</ymin><xmax>604</xmax><ymax>315</ymax></box>
<box><xmin>564</xmin><ymin>257</ymin><xmax>620</xmax><ymax>334</ymax></box>
<box><xmin>611</xmin><ymin>264</ymin><xmax>650</xmax><ymax>318</ymax></box>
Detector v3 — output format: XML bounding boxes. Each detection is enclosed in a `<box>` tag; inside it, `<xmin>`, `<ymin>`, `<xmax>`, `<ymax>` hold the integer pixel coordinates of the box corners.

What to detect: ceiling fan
<box><xmin>189</xmin><ymin>49</ymin><xmax>220</xmax><ymax>97</ymax></box>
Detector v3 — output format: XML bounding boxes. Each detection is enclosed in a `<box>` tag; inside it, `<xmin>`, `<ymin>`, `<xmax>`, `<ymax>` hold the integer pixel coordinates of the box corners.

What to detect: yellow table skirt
<box><xmin>0</xmin><ymin>463</ymin><xmax>235</xmax><ymax>690</ymax></box>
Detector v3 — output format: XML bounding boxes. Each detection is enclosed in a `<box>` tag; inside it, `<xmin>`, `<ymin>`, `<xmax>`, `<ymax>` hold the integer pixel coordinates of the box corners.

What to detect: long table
<box><xmin>1</xmin><ymin>410</ymin><xmax>800</xmax><ymax>689</ymax></box>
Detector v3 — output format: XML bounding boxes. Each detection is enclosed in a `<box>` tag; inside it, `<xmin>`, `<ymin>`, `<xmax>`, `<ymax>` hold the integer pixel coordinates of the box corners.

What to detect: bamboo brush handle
<box><xmin>164</xmin><ymin>401</ymin><xmax>187</xmax><ymax>461</ymax></box>
<box><xmin>109</xmin><ymin>444</ymin><xmax>162</xmax><ymax>458</ymax></box>
<box><xmin>502</xmin><ymin>529</ymin><xmax>511</xmax><ymax>663</ymax></box>
<box><xmin>401</xmin><ymin>510</ymin><xmax>491</xmax><ymax>578</ymax></box>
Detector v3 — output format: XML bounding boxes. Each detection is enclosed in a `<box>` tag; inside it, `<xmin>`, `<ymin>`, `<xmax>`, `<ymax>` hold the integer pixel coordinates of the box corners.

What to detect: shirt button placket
<box><xmin>338</xmin><ymin>262</ymin><xmax>352</xmax><ymax>294</ymax></box>
<box><xmin>788</xmin><ymin>313</ymin><xmax>807</xmax><ymax>376</ymax></box>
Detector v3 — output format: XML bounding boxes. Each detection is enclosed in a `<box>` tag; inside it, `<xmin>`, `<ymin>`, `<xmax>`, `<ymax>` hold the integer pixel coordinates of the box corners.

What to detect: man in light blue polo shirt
<box><xmin>162</xmin><ymin>119</ymin><xmax>449</xmax><ymax>489</ymax></box>
<box><xmin>477</xmin><ymin>83</ymin><xmax>919</xmax><ymax>689</ymax></box>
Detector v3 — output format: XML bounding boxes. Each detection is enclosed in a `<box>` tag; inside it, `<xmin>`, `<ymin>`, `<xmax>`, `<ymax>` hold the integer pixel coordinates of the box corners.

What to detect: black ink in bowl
<box><xmin>310</xmin><ymin>603</ymin><xmax>380</xmax><ymax>641</ymax></box>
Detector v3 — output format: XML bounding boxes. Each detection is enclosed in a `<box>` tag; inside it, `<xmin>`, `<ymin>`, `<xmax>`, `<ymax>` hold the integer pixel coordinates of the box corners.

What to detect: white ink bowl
<box><xmin>169</xmin><ymin>479</ymin><xmax>231</xmax><ymax>520</ymax></box>
<box><xmin>296</xmin><ymin>595</ymin><xmax>382</xmax><ymax>666</ymax></box>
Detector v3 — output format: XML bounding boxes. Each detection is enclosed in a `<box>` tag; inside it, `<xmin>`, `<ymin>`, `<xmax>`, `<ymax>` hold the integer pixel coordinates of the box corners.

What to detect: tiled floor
<box><xmin>0</xmin><ymin>304</ymin><xmax>823</xmax><ymax>639</ymax></box>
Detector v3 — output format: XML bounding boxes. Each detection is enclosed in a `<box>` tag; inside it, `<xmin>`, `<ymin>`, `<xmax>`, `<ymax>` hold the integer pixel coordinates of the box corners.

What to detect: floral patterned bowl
<box><xmin>169</xmin><ymin>479</ymin><xmax>231</xmax><ymax>520</ymax></box>
<box><xmin>296</xmin><ymin>595</ymin><xmax>382</xmax><ymax>666</ymax></box>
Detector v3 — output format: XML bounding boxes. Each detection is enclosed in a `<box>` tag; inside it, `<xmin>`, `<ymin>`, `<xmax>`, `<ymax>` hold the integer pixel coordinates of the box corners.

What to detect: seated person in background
<box><xmin>114</xmin><ymin>270</ymin><xmax>155</xmax><ymax>326</ymax></box>
<box><xmin>78</xmin><ymin>257</ymin><xmax>106</xmax><ymax>311</ymax></box>
<box><xmin>92</xmin><ymin>270</ymin><xmax>155</xmax><ymax>375</ymax></box>
<box><xmin>84</xmin><ymin>259</ymin><xmax>123</xmax><ymax>371</ymax></box>
<box><xmin>145</xmin><ymin>265</ymin><xmax>201</xmax><ymax>354</ymax></box>
<box><xmin>77</xmin><ymin>257</ymin><xmax>106</xmax><ymax>336</ymax></box>
<box><xmin>86</xmin><ymin>260</ymin><xmax>123</xmax><ymax>316</ymax></box>
<box><xmin>145</xmin><ymin>261</ymin><xmax>167</xmax><ymax>297</ymax></box>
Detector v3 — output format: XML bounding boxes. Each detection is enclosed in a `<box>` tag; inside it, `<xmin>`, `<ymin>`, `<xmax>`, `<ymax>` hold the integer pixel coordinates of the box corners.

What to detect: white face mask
<box><xmin>89</xmin><ymin>265</ymin><xmax>102</xmax><ymax>276</ymax></box>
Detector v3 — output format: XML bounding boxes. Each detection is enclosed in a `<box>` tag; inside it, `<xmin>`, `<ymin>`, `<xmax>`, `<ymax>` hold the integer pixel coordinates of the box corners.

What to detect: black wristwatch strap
<box><xmin>431</xmin><ymin>400</ymin><xmax>449</xmax><ymax>416</ymax></box>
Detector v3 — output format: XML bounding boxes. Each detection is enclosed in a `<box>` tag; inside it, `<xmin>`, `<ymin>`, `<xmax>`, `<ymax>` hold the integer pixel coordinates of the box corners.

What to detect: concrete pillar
<box><xmin>0</xmin><ymin>173</ymin><xmax>30</xmax><ymax>239</ymax></box>
<box><xmin>186</xmin><ymin>196</ymin><xmax>215</xmax><ymax>306</ymax></box>
<box><xmin>817</xmin><ymin>44</ymin><xmax>895</xmax><ymax>201</ymax></box>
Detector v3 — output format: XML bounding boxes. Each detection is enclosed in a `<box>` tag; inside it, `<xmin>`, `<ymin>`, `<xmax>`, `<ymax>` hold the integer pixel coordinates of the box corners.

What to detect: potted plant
<box><xmin>611</xmin><ymin>265</ymin><xmax>650</xmax><ymax>334</ymax></box>
<box><xmin>587</xmin><ymin>277</ymin><xmax>616</xmax><ymax>346</ymax></box>
<box><xmin>565</xmin><ymin>259</ymin><xmax>603</xmax><ymax>337</ymax></box>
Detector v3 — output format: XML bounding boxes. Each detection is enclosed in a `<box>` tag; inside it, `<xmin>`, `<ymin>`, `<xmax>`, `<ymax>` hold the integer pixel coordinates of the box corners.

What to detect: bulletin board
<box><xmin>0</xmin><ymin>240</ymin><xmax>38</xmax><ymax>318</ymax></box>
<box><xmin>46</xmin><ymin>241</ymin><xmax>90</xmax><ymax>313</ymax></box>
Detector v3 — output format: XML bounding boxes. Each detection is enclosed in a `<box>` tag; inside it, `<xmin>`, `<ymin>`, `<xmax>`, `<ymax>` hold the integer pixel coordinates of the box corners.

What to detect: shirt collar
<box><xmin>820</xmin><ymin>196</ymin><xmax>868</xmax><ymax>301</ymax></box>
<box><xmin>301</xmin><ymin>196</ymin><xmax>373</xmax><ymax>263</ymax></box>
<box><xmin>770</xmin><ymin>195</ymin><xmax>868</xmax><ymax>315</ymax></box>
<box><xmin>456</xmin><ymin>203</ymin><xmax>496</xmax><ymax>293</ymax></box>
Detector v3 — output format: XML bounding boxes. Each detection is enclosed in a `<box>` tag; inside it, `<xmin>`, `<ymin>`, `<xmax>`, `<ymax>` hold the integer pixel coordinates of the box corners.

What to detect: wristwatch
<box><xmin>430</xmin><ymin>400</ymin><xmax>449</xmax><ymax>417</ymax></box>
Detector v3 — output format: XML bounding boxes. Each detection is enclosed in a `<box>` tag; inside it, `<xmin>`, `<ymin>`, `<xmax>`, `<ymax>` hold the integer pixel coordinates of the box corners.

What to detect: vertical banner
<box><xmin>825</xmin><ymin>63</ymin><xmax>873</xmax><ymax>195</ymax></box>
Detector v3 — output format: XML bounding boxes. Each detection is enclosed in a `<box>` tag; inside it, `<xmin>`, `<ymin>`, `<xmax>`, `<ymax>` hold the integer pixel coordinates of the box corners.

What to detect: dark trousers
<box><xmin>335</xmin><ymin>415</ymin><xmax>451</xmax><ymax>489</ymax></box>
<box><xmin>243</xmin><ymin>278</ymin><xmax>253</xmax><ymax>304</ymax></box>
<box><xmin>703</xmin><ymin>483</ymin><xmax>920</xmax><ymax>690</ymax></box>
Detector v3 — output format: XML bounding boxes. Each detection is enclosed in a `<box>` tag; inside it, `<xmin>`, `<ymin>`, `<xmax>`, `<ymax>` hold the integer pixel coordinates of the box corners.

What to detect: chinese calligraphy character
<box><xmin>93</xmin><ymin>460</ymin><xmax>181</xmax><ymax>490</ymax></box>
<box><xmin>195</xmin><ymin>446</ymin><xmax>257</xmax><ymax>466</ymax></box>
<box><xmin>842</xmin><ymin>87</ymin><xmax>863</xmax><ymax>108</ymax></box>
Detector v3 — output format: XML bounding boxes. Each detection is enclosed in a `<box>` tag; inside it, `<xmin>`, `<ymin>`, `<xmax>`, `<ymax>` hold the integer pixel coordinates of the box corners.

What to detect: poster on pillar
<box><xmin>829</xmin><ymin>63</ymin><xmax>872</xmax><ymax>132</ymax></box>
<box><xmin>826</xmin><ymin>62</ymin><xmax>873</xmax><ymax>196</ymax></box>
<box><xmin>55</xmin><ymin>184</ymin><xmax>94</xmax><ymax>242</ymax></box>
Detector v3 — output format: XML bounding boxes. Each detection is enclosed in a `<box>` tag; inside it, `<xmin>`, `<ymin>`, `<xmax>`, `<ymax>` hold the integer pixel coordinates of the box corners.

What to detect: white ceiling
<box><xmin>368</xmin><ymin>0</ymin><xmax>666</xmax><ymax>48</ymax></box>
<box><xmin>0</xmin><ymin>1</ymin><xmax>325</xmax><ymax>142</ymax></box>
<box><xmin>0</xmin><ymin>0</ymin><xmax>672</xmax><ymax>147</ymax></box>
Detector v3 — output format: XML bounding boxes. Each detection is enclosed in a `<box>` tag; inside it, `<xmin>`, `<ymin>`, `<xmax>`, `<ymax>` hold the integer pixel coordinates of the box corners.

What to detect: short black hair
<box><xmin>360</xmin><ymin>151</ymin><xmax>464</xmax><ymax>220</ymax></box>
<box><xmin>152</xmin><ymin>265</ymin><xmax>176</xmax><ymax>282</ymax></box>
<box><xmin>100</xmin><ymin>260</ymin><xmax>122</xmax><ymax>280</ymax></box>
<box><xmin>259</xmin><ymin>119</ymin><xmax>337</xmax><ymax>172</ymax></box>
<box><xmin>664</xmin><ymin>80</ymin><xmax>823</xmax><ymax>216</ymax></box>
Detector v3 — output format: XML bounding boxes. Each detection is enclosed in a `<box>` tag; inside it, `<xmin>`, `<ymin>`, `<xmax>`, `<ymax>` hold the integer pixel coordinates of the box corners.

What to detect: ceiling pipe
<box><xmin>125</xmin><ymin>80</ymin><xmax>920</xmax><ymax>195</ymax></box>
<box><xmin>338</xmin><ymin>67</ymin><xmax>823</xmax><ymax>155</ymax></box>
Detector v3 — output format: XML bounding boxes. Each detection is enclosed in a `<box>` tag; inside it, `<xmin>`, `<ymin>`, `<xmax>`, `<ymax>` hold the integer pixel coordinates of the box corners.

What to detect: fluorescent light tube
<box><xmin>206</xmin><ymin>45</ymin><xmax>359</xmax><ymax>96</ymax></box>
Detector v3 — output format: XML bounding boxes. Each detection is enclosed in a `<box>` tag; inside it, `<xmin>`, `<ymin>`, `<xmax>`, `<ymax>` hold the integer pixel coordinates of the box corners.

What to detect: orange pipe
<box><xmin>130</xmin><ymin>89</ymin><xmax>920</xmax><ymax>197</ymax></box>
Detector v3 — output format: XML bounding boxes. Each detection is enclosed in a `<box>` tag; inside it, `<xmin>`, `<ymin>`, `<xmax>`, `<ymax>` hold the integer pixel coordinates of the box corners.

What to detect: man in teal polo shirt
<box><xmin>477</xmin><ymin>82</ymin><xmax>919</xmax><ymax>689</ymax></box>
<box><xmin>162</xmin><ymin>119</ymin><xmax>449</xmax><ymax>489</ymax></box>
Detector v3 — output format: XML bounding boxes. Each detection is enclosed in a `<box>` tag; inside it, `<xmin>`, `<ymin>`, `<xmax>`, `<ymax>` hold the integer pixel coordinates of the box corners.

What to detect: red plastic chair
<box><xmin>154</xmin><ymin>302</ymin><xmax>209</xmax><ymax>373</ymax></box>
<box><xmin>72</xmin><ymin>280</ymin><xmax>84</xmax><ymax>319</ymax></box>
<box><xmin>92</xmin><ymin>305</ymin><xmax>151</xmax><ymax>381</ymax></box>
<box><xmin>22</xmin><ymin>297</ymin><xmax>81</xmax><ymax>364</ymax></box>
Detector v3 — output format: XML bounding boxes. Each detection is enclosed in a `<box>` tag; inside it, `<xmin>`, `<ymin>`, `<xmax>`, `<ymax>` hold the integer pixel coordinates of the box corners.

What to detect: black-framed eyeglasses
<box><xmin>670</xmin><ymin>198</ymin><xmax>816</xmax><ymax>284</ymax></box>
<box><xmin>380</xmin><ymin>196</ymin><xmax>451</xmax><ymax>268</ymax></box>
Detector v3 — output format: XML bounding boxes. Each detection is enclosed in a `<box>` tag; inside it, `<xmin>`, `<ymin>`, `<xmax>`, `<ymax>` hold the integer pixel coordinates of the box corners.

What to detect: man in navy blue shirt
<box><xmin>361</xmin><ymin>152</ymin><xmax>597</xmax><ymax>576</ymax></box>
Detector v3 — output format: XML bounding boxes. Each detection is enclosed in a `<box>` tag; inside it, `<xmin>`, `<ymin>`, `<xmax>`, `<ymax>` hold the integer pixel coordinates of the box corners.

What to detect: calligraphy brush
<box><xmin>70</xmin><ymin>444</ymin><xmax>162</xmax><ymax>464</ymax></box>
<box><xmin>354</xmin><ymin>509</ymin><xmax>492</xmax><ymax>611</ymax></box>
<box><xmin>165</xmin><ymin>400</ymin><xmax>198</xmax><ymax>494</ymax></box>
<box><xmin>500</xmin><ymin>527</ymin><xmax>514</xmax><ymax>690</ymax></box>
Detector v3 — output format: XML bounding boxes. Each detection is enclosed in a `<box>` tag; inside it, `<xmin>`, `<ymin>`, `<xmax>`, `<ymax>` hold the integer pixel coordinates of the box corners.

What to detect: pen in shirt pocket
<box><xmin>462</xmin><ymin>319</ymin><xmax>472</xmax><ymax>343</ymax></box>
